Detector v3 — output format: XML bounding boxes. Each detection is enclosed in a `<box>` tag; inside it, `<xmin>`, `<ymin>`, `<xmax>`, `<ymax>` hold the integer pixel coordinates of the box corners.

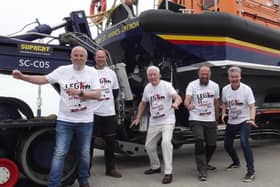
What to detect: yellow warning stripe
<box><xmin>158</xmin><ymin>34</ymin><xmax>280</xmax><ymax>55</ymax></box>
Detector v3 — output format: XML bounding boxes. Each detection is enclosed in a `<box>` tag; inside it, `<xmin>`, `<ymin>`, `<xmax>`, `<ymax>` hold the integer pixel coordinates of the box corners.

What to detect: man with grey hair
<box><xmin>12</xmin><ymin>46</ymin><xmax>101</xmax><ymax>187</ymax></box>
<box><xmin>184</xmin><ymin>65</ymin><xmax>220</xmax><ymax>181</ymax></box>
<box><xmin>222</xmin><ymin>66</ymin><xmax>257</xmax><ymax>182</ymax></box>
<box><xmin>131</xmin><ymin>65</ymin><xmax>182</xmax><ymax>184</ymax></box>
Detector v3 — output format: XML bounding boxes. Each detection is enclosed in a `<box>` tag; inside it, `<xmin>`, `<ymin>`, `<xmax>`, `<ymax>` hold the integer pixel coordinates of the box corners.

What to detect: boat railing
<box><xmin>119</xmin><ymin>0</ymin><xmax>135</xmax><ymax>19</ymax></box>
<box><xmin>89</xmin><ymin>0</ymin><xmax>137</xmax><ymax>35</ymax></box>
<box><xmin>238</xmin><ymin>0</ymin><xmax>243</xmax><ymax>16</ymax></box>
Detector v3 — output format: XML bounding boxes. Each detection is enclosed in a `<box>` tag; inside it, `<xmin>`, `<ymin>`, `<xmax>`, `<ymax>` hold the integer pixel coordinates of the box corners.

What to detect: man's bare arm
<box><xmin>171</xmin><ymin>93</ymin><xmax>182</xmax><ymax>110</ymax></box>
<box><xmin>130</xmin><ymin>101</ymin><xmax>147</xmax><ymax>127</ymax></box>
<box><xmin>214</xmin><ymin>98</ymin><xmax>220</xmax><ymax>121</ymax></box>
<box><xmin>12</xmin><ymin>70</ymin><xmax>48</xmax><ymax>85</ymax></box>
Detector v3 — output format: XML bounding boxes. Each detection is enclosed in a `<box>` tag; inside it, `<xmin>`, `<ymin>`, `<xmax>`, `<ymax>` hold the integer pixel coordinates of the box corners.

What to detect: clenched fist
<box><xmin>12</xmin><ymin>70</ymin><xmax>24</xmax><ymax>79</ymax></box>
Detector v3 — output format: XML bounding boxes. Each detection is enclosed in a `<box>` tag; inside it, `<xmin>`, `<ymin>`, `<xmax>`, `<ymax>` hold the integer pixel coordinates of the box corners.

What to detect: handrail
<box><xmin>238</xmin><ymin>0</ymin><xmax>243</xmax><ymax>17</ymax></box>
<box><xmin>59</xmin><ymin>32</ymin><xmax>113</xmax><ymax>66</ymax></box>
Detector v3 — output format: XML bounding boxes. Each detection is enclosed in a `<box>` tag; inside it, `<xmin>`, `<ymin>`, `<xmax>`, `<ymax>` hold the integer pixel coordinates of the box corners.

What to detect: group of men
<box><xmin>12</xmin><ymin>46</ymin><xmax>120</xmax><ymax>187</ymax></box>
<box><xmin>131</xmin><ymin>65</ymin><xmax>257</xmax><ymax>184</ymax></box>
<box><xmin>12</xmin><ymin>45</ymin><xmax>257</xmax><ymax>186</ymax></box>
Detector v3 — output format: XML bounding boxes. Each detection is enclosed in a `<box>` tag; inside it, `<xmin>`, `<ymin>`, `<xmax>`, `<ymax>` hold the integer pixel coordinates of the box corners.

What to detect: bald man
<box><xmin>12</xmin><ymin>46</ymin><xmax>101</xmax><ymax>187</ymax></box>
<box><xmin>90</xmin><ymin>50</ymin><xmax>122</xmax><ymax>178</ymax></box>
<box><xmin>184</xmin><ymin>65</ymin><xmax>220</xmax><ymax>181</ymax></box>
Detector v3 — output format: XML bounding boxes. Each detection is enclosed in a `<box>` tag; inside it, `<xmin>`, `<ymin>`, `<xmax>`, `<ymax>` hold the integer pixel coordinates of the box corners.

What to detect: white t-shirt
<box><xmin>186</xmin><ymin>79</ymin><xmax>219</xmax><ymax>122</ymax></box>
<box><xmin>93</xmin><ymin>67</ymin><xmax>119</xmax><ymax>116</ymax></box>
<box><xmin>142</xmin><ymin>80</ymin><xmax>177</xmax><ymax>125</ymax></box>
<box><xmin>222</xmin><ymin>83</ymin><xmax>255</xmax><ymax>125</ymax></box>
<box><xmin>46</xmin><ymin>65</ymin><xmax>100</xmax><ymax>123</ymax></box>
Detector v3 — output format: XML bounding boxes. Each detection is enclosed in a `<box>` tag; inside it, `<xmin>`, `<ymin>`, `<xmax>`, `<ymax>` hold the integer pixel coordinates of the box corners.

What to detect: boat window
<box><xmin>158</xmin><ymin>0</ymin><xmax>186</xmax><ymax>12</ymax></box>
<box><xmin>110</xmin><ymin>3</ymin><xmax>135</xmax><ymax>26</ymax></box>
<box><xmin>203</xmin><ymin>0</ymin><xmax>214</xmax><ymax>9</ymax></box>
<box><xmin>203</xmin><ymin>0</ymin><xmax>219</xmax><ymax>9</ymax></box>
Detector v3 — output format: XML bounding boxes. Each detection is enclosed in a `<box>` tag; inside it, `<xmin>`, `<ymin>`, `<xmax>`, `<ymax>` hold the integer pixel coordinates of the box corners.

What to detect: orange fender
<box><xmin>90</xmin><ymin>0</ymin><xmax>107</xmax><ymax>23</ymax></box>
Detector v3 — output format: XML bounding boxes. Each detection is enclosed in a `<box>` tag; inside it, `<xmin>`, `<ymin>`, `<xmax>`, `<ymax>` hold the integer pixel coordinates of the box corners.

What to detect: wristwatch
<box><xmin>79</xmin><ymin>90</ymin><xmax>84</xmax><ymax>97</ymax></box>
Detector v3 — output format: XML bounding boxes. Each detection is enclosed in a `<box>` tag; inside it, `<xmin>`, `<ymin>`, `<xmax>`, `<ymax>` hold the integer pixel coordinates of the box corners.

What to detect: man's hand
<box><xmin>130</xmin><ymin>118</ymin><xmax>140</xmax><ymax>128</ymax></box>
<box><xmin>171</xmin><ymin>103</ymin><xmax>179</xmax><ymax>110</ymax></box>
<box><xmin>246</xmin><ymin>120</ymin><xmax>258</xmax><ymax>128</ymax></box>
<box><xmin>12</xmin><ymin>70</ymin><xmax>24</xmax><ymax>80</ymax></box>
<box><xmin>65</xmin><ymin>88</ymin><xmax>80</xmax><ymax>96</ymax></box>
<box><xmin>186</xmin><ymin>104</ymin><xmax>195</xmax><ymax>111</ymax></box>
<box><xmin>221</xmin><ymin>114</ymin><xmax>228</xmax><ymax>124</ymax></box>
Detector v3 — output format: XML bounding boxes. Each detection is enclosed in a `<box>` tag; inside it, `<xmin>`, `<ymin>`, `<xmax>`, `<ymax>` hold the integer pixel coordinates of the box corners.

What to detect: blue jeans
<box><xmin>48</xmin><ymin>120</ymin><xmax>93</xmax><ymax>187</ymax></box>
<box><xmin>224</xmin><ymin>122</ymin><xmax>255</xmax><ymax>175</ymax></box>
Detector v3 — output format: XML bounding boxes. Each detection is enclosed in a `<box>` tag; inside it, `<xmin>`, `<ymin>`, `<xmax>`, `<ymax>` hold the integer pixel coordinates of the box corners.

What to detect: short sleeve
<box><xmin>112</xmin><ymin>71</ymin><xmax>119</xmax><ymax>90</ymax></box>
<box><xmin>214</xmin><ymin>83</ymin><xmax>220</xmax><ymax>99</ymax></box>
<box><xmin>246</xmin><ymin>87</ymin><xmax>255</xmax><ymax>105</ymax></box>
<box><xmin>91</xmin><ymin>72</ymin><xmax>101</xmax><ymax>90</ymax></box>
<box><xmin>185</xmin><ymin>82</ymin><xmax>193</xmax><ymax>96</ymax></box>
<box><xmin>141</xmin><ymin>86</ymin><xmax>149</xmax><ymax>102</ymax></box>
<box><xmin>45</xmin><ymin>66</ymin><xmax>63</xmax><ymax>84</ymax></box>
<box><xmin>222</xmin><ymin>87</ymin><xmax>227</xmax><ymax>103</ymax></box>
<box><xmin>168</xmin><ymin>82</ymin><xmax>177</xmax><ymax>96</ymax></box>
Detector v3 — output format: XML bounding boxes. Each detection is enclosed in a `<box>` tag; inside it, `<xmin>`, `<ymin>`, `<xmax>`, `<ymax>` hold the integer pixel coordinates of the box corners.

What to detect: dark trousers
<box><xmin>91</xmin><ymin>115</ymin><xmax>117</xmax><ymax>172</ymax></box>
<box><xmin>224</xmin><ymin>122</ymin><xmax>255</xmax><ymax>175</ymax></box>
<box><xmin>189</xmin><ymin>121</ymin><xmax>217</xmax><ymax>176</ymax></box>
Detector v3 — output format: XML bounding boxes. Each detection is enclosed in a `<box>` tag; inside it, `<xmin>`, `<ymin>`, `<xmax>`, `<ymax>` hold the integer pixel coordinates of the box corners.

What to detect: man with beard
<box><xmin>12</xmin><ymin>46</ymin><xmax>100</xmax><ymax>187</ymax></box>
<box><xmin>131</xmin><ymin>65</ymin><xmax>182</xmax><ymax>184</ymax></box>
<box><xmin>184</xmin><ymin>65</ymin><xmax>220</xmax><ymax>181</ymax></box>
<box><xmin>222</xmin><ymin>66</ymin><xmax>257</xmax><ymax>182</ymax></box>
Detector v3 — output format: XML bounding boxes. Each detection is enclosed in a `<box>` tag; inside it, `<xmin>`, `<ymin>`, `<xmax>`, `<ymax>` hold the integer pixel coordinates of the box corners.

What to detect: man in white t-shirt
<box><xmin>12</xmin><ymin>46</ymin><xmax>100</xmax><ymax>187</ymax></box>
<box><xmin>90</xmin><ymin>50</ymin><xmax>122</xmax><ymax>178</ymax></box>
<box><xmin>184</xmin><ymin>65</ymin><xmax>220</xmax><ymax>181</ymax></box>
<box><xmin>222</xmin><ymin>66</ymin><xmax>257</xmax><ymax>182</ymax></box>
<box><xmin>131</xmin><ymin>66</ymin><xmax>182</xmax><ymax>184</ymax></box>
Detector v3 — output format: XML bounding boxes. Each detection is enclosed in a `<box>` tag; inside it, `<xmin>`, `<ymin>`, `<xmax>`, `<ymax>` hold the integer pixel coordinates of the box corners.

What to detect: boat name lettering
<box><xmin>97</xmin><ymin>21</ymin><xmax>139</xmax><ymax>43</ymax></box>
<box><xmin>120</xmin><ymin>21</ymin><xmax>139</xmax><ymax>32</ymax></box>
<box><xmin>108</xmin><ymin>28</ymin><xmax>121</xmax><ymax>38</ymax></box>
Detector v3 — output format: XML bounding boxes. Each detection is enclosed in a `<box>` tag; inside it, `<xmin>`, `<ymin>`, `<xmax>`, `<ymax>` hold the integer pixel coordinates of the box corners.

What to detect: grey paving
<box><xmin>70</xmin><ymin>138</ymin><xmax>280</xmax><ymax>187</ymax></box>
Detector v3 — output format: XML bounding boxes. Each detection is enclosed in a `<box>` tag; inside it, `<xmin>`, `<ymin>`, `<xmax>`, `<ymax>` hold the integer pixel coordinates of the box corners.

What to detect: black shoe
<box><xmin>106</xmin><ymin>169</ymin><xmax>122</xmax><ymax>178</ymax></box>
<box><xmin>162</xmin><ymin>174</ymin><xmax>172</xmax><ymax>184</ymax></box>
<box><xmin>243</xmin><ymin>172</ymin><xmax>255</xmax><ymax>182</ymax></box>
<box><xmin>207</xmin><ymin>164</ymin><xmax>216</xmax><ymax>171</ymax></box>
<box><xmin>225</xmin><ymin>163</ymin><xmax>241</xmax><ymax>171</ymax></box>
<box><xmin>199</xmin><ymin>175</ymin><xmax>207</xmax><ymax>181</ymax></box>
<box><xmin>144</xmin><ymin>168</ymin><xmax>161</xmax><ymax>175</ymax></box>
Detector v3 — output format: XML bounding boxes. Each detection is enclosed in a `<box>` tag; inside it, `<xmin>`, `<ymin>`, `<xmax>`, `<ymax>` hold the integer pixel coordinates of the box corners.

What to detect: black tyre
<box><xmin>0</xmin><ymin>97</ymin><xmax>33</xmax><ymax>159</ymax></box>
<box><xmin>16</xmin><ymin>128</ymin><xmax>77</xmax><ymax>186</ymax></box>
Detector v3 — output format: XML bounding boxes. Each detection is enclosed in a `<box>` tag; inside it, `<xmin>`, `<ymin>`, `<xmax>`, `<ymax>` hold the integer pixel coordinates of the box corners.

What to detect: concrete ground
<box><xmin>78</xmin><ymin>138</ymin><xmax>280</xmax><ymax>187</ymax></box>
<box><xmin>17</xmin><ymin>138</ymin><xmax>280</xmax><ymax>187</ymax></box>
